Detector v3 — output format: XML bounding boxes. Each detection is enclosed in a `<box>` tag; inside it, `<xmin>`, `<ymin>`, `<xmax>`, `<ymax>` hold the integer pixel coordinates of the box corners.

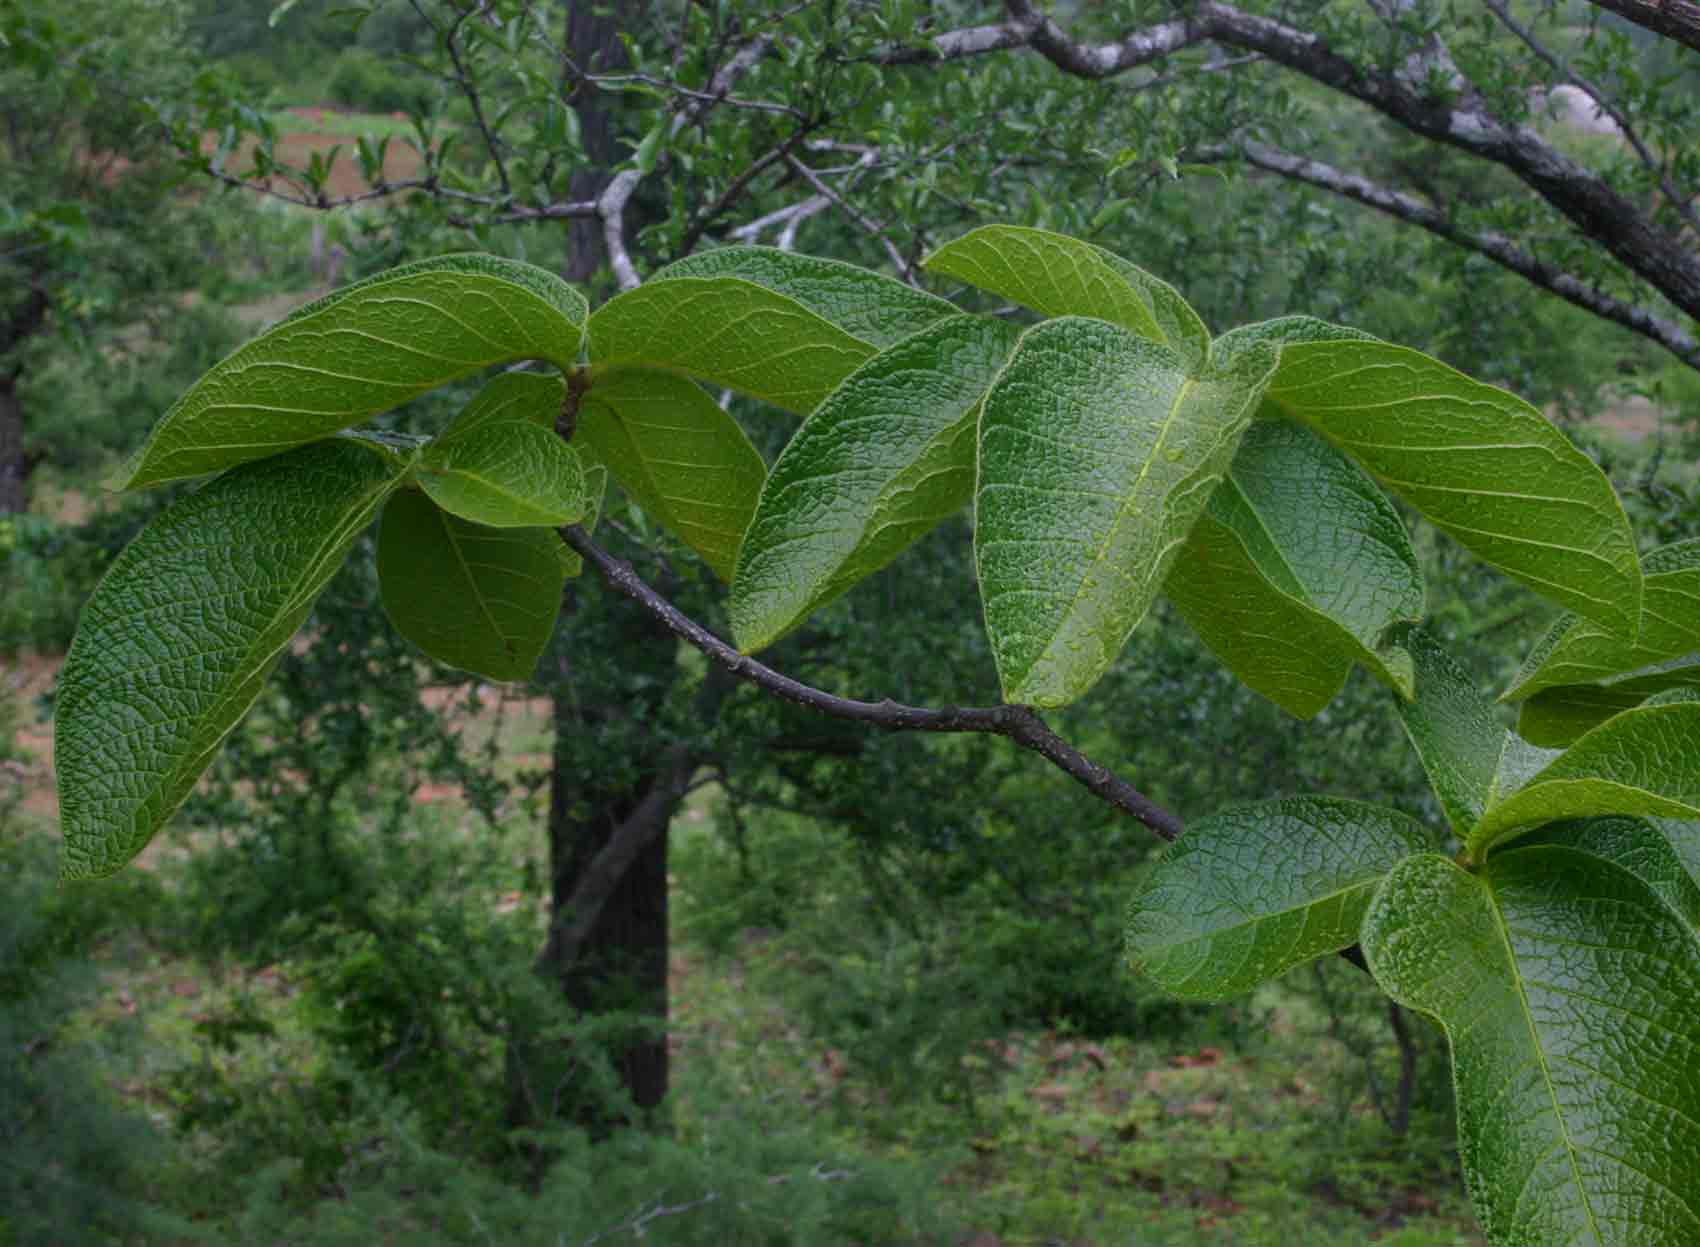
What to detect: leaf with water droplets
<box><xmin>1126</xmin><ymin>796</ymin><xmax>1431</xmax><ymax>1000</ymax></box>
<box><xmin>1362</xmin><ymin>850</ymin><xmax>1700</xmax><ymax>1247</ymax></box>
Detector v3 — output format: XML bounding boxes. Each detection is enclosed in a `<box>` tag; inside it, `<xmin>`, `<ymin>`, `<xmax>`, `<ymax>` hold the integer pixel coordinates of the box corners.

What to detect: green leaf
<box><xmin>577</xmin><ymin>369</ymin><xmax>767</xmax><ymax>580</ymax></box>
<box><xmin>1126</xmin><ymin>797</ymin><xmax>1431</xmax><ymax>1000</ymax></box>
<box><xmin>435</xmin><ymin>369</ymin><xmax>564</xmax><ymax>435</ymax></box>
<box><xmin>419</xmin><ymin>420</ymin><xmax>585</xmax><ymax>528</ymax></box>
<box><xmin>1257</xmin><ymin>335</ymin><xmax>1641</xmax><ymax>639</ymax></box>
<box><xmin>1471</xmin><ymin>703</ymin><xmax>1700</xmax><ymax>852</ymax></box>
<box><xmin>653</xmin><ymin>247</ymin><xmax>956</xmax><ymax>348</ymax></box>
<box><xmin>116</xmin><ymin>255</ymin><xmax>588</xmax><ymax>491</ymax></box>
<box><xmin>922</xmin><ymin>225</ymin><xmax>1209</xmax><ymax>369</ymax></box>
<box><xmin>730</xmin><ymin>314</ymin><xmax>1021</xmax><ymax>652</ymax></box>
<box><xmin>56</xmin><ymin>438</ymin><xmax>411</xmax><ymax>880</ymax></box>
<box><xmin>1362</xmin><ymin>851</ymin><xmax>1700</xmax><ymax>1246</ymax></box>
<box><xmin>376</xmin><ymin>488</ymin><xmax>564</xmax><ymax>682</ymax></box>
<box><xmin>1519</xmin><ymin>817</ymin><xmax>1700</xmax><ymax>934</ymax></box>
<box><xmin>1394</xmin><ymin>629</ymin><xmax>1559</xmax><ymax>841</ymax></box>
<box><xmin>1507</xmin><ymin>539</ymin><xmax>1700</xmax><ymax>745</ymax></box>
<box><xmin>1164</xmin><ymin>419</ymin><xmax>1423</xmax><ymax>717</ymax></box>
<box><xmin>975</xmin><ymin>318</ymin><xmax>1276</xmax><ymax>707</ymax></box>
<box><xmin>586</xmin><ymin>277</ymin><xmax>876</xmax><ymax>414</ymax></box>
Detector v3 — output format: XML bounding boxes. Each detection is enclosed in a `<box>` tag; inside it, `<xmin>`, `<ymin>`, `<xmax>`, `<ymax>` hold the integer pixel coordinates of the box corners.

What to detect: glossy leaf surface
<box><xmin>1165</xmin><ymin>419</ymin><xmax>1423</xmax><ymax>716</ymax></box>
<box><xmin>586</xmin><ymin>276</ymin><xmax>875</xmax><ymax>414</ymax></box>
<box><xmin>1126</xmin><ymin>797</ymin><xmax>1430</xmax><ymax>1000</ymax></box>
<box><xmin>653</xmin><ymin>246</ymin><xmax>956</xmax><ymax>348</ymax></box>
<box><xmin>1260</xmin><ymin>337</ymin><xmax>1641</xmax><ymax>639</ymax></box>
<box><xmin>1394</xmin><ymin>629</ymin><xmax>1560</xmax><ymax>841</ymax></box>
<box><xmin>730</xmin><ymin>314</ymin><xmax>1020</xmax><ymax>652</ymax></box>
<box><xmin>117</xmin><ymin>255</ymin><xmax>587</xmax><ymax>490</ymax></box>
<box><xmin>418</xmin><ymin>418</ymin><xmax>586</xmax><ymax>528</ymax></box>
<box><xmin>975</xmin><ymin>318</ymin><xmax>1276</xmax><ymax>707</ymax></box>
<box><xmin>1471</xmin><ymin>703</ymin><xmax>1700</xmax><ymax>851</ymax></box>
<box><xmin>922</xmin><ymin>225</ymin><xmax>1209</xmax><ymax>368</ymax></box>
<box><xmin>577</xmin><ymin>369</ymin><xmax>766</xmax><ymax>580</ymax></box>
<box><xmin>377</xmin><ymin>488</ymin><xmax>564</xmax><ymax>682</ymax></box>
<box><xmin>1508</xmin><ymin>539</ymin><xmax>1700</xmax><ymax>745</ymax></box>
<box><xmin>1363</xmin><ymin>851</ymin><xmax>1700</xmax><ymax>1246</ymax></box>
<box><xmin>57</xmin><ymin>438</ymin><xmax>410</xmax><ymax>879</ymax></box>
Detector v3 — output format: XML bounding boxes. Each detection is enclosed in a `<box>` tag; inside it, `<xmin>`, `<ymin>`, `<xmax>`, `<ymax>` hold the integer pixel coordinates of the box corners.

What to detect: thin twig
<box><xmin>560</xmin><ymin>526</ymin><xmax>1185</xmax><ymax>841</ymax></box>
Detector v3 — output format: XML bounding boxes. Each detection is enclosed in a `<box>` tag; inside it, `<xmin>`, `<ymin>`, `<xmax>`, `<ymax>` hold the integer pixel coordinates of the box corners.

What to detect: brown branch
<box><xmin>1203</xmin><ymin>139</ymin><xmax>1700</xmax><ymax>370</ymax></box>
<box><xmin>1583</xmin><ymin>0</ymin><xmax>1700</xmax><ymax>53</ymax></box>
<box><xmin>559</xmin><ymin>525</ymin><xmax>1186</xmax><ymax>842</ymax></box>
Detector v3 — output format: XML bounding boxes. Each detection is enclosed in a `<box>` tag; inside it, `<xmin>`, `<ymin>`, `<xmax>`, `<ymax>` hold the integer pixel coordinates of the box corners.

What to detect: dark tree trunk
<box><xmin>0</xmin><ymin>284</ymin><xmax>51</xmax><ymax>516</ymax></box>
<box><xmin>0</xmin><ymin>376</ymin><xmax>33</xmax><ymax>516</ymax></box>
<box><xmin>562</xmin><ymin>1</ymin><xmax>633</xmax><ymax>285</ymax></box>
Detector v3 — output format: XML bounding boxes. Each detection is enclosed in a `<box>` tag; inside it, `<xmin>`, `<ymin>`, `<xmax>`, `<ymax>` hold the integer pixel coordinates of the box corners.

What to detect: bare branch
<box><xmin>783</xmin><ymin>151</ymin><xmax>912</xmax><ymax>280</ymax></box>
<box><xmin>1204</xmin><ymin>140</ymin><xmax>1700</xmax><ymax>369</ymax></box>
<box><xmin>560</xmin><ymin>525</ymin><xmax>1187</xmax><ymax>842</ymax></box>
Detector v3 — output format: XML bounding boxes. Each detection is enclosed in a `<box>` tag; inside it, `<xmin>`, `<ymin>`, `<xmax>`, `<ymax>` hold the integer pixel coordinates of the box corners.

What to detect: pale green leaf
<box><xmin>922</xmin><ymin>225</ymin><xmax>1209</xmax><ymax>369</ymax></box>
<box><xmin>1126</xmin><ymin>797</ymin><xmax>1431</xmax><ymax>1000</ymax></box>
<box><xmin>577</xmin><ymin>370</ymin><xmax>767</xmax><ymax>580</ymax></box>
<box><xmin>653</xmin><ymin>247</ymin><xmax>956</xmax><ymax>348</ymax></box>
<box><xmin>1471</xmin><ymin>703</ymin><xmax>1700</xmax><ymax>852</ymax></box>
<box><xmin>1363</xmin><ymin>851</ymin><xmax>1700</xmax><ymax>1247</ymax></box>
<box><xmin>56</xmin><ymin>438</ymin><xmax>411</xmax><ymax>880</ymax></box>
<box><xmin>418</xmin><ymin>420</ymin><xmax>585</xmax><ymax>528</ymax></box>
<box><xmin>1260</xmin><ymin>337</ymin><xmax>1641</xmax><ymax>639</ymax></box>
<box><xmin>117</xmin><ymin>254</ymin><xmax>588</xmax><ymax>490</ymax></box>
<box><xmin>730</xmin><ymin>314</ymin><xmax>1020</xmax><ymax>652</ymax></box>
<box><xmin>1520</xmin><ymin>817</ymin><xmax>1700</xmax><ymax>934</ymax></box>
<box><xmin>586</xmin><ymin>277</ymin><xmax>875</xmax><ymax>414</ymax></box>
<box><xmin>436</xmin><ymin>369</ymin><xmax>564</xmax><ymax>435</ymax></box>
<box><xmin>377</xmin><ymin>488</ymin><xmax>564</xmax><ymax>682</ymax></box>
<box><xmin>1165</xmin><ymin>418</ymin><xmax>1423</xmax><ymax>716</ymax></box>
<box><xmin>559</xmin><ymin>461</ymin><xmax>609</xmax><ymax>579</ymax></box>
<box><xmin>976</xmin><ymin>319</ymin><xmax>1276</xmax><ymax>707</ymax></box>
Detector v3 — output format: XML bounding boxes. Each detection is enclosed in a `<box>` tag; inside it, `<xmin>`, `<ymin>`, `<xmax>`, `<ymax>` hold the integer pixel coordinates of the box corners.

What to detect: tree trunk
<box><xmin>0</xmin><ymin>375</ymin><xmax>32</xmax><ymax>515</ymax></box>
<box><xmin>562</xmin><ymin>0</ymin><xmax>633</xmax><ymax>286</ymax></box>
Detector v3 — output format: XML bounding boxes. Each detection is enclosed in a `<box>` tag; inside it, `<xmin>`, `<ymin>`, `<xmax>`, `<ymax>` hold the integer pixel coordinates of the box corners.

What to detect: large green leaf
<box><xmin>1520</xmin><ymin>817</ymin><xmax>1700</xmax><ymax>933</ymax></box>
<box><xmin>376</xmin><ymin>488</ymin><xmax>564</xmax><ymax>682</ymax></box>
<box><xmin>116</xmin><ymin>255</ymin><xmax>588</xmax><ymax>491</ymax></box>
<box><xmin>1508</xmin><ymin>539</ymin><xmax>1700</xmax><ymax>745</ymax></box>
<box><xmin>1126</xmin><ymin>796</ymin><xmax>1431</xmax><ymax>1000</ymax></box>
<box><xmin>1256</xmin><ymin>335</ymin><xmax>1641</xmax><ymax>639</ymax></box>
<box><xmin>577</xmin><ymin>369</ymin><xmax>767</xmax><ymax>580</ymax></box>
<box><xmin>923</xmin><ymin>225</ymin><xmax>1209</xmax><ymax>369</ymax></box>
<box><xmin>418</xmin><ymin>421</ymin><xmax>585</xmax><ymax>529</ymax></box>
<box><xmin>56</xmin><ymin>438</ymin><xmax>412</xmax><ymax>880</ymax></box>
<box><xmin>653</xmin><ymin>247</ymin><xmax>956</xmax><ymax>348</ymax></box>
<box><xmin>1165</xmin><ymin>418</ymin><xmax>1424</xmax><ymax>717</ymax></box>
<box><xmin>434</xmin><ymin>368</ymin><xmax>563</xmax><ymax>434</ymax></box>
<box><xmin>1394</xmin><ymin>628</ymin><xmax>1560</xmax><ymax>841</ymax></box>
<box><xmin>975</xmin><ymin>318</ymin><xmax>1277</xmax><ymax>707</ymax></box>
<box><xmin>1471</xmin><ymin>702</ymin><xmax>1700</xmax><ymax>852</ymax></box>
<box><xmin>730</xmin><ymin>314</ymin><xmax>1021</xmax><ymax>652</ymax></box>
<box><xmin>586</xmin><ymin>277</ymin><xmax>875</xmax><ymax>414</ymax></box>
<box><xmin>1362</xmin><ymin>851</ymin><xmax>1700</xmax><ymax>1246</ymax></box>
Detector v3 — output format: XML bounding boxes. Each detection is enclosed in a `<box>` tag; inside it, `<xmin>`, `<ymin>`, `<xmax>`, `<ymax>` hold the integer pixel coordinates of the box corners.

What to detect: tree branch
<box><xmin>1583</xmin><ymin>0</ymin><xmax>1700</xmax><ymax>53</ymax></box>
<box><xmin>1202</xmin><ymin>139</ymin><xmax>1700</xmax><ymax>368</ymax></box>
<box><xmin>559</xmin><ymin>525</ymin><xmax>1186</xmax><ymax>842</ymax></box>
<box><xmin>893</xmin><ymin>0</ymin><xmax>1700</xmax><ymax>335</ymax></box>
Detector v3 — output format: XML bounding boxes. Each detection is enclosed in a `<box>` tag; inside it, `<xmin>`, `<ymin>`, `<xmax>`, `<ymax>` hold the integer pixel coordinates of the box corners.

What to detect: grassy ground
<box><xmin>1</xmin><ymin>659</ymin><xmax>1484</xmax><ymax>1245</ymax></box>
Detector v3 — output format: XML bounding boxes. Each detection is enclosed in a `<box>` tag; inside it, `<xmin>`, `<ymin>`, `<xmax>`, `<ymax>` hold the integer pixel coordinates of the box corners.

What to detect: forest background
<box><xmin>3</xmin><ymin>0</ymin><xmax>1699</xmax><ymax>1243</ymax></box>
